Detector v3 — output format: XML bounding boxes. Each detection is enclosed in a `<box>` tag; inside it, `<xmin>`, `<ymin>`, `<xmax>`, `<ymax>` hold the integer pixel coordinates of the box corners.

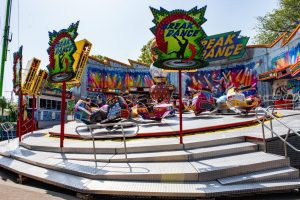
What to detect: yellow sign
<box><xmin>31</xmin><ymin>70</ymin><xmax>48</xmax><ymax>95</ymax></box>
<box><xmin>67</xmin><ymin>39</ymin><xmax>92</xmax><ymax>85</ymax></box>
<box><xmin>22</xmin><ymin>58</ymin><xmax>40</xmax><ymax>94</ymax></box>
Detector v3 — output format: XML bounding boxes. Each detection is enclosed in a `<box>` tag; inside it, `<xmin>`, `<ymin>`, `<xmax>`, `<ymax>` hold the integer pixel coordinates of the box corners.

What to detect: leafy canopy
<box><xmin>254</xmin><ymin>0</ymin><xmax>300</xmax><ymax>44</ymax></box>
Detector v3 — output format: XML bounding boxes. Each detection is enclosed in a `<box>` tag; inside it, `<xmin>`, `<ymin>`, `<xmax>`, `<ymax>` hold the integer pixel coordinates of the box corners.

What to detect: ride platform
<box><xmin>48</xmin><ymin>112</ymin><xmax>264</xmax><ymax>139</ymax></box>
<box><xmin>0</xmin><ymin>110</ymin><xmax>299</xmax><ymax>198</ymax></box>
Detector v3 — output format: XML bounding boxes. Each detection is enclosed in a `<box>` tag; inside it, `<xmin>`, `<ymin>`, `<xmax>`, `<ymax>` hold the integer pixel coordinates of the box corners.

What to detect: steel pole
<box><xmin>32</xmin><ymin>95</ymin><xmax>35</xmax><ymax>132</ymax></box>
<box><xmin>0</xmin><ymin>0</ymin><xmax>12</xmax><ymax>96</ymax></box>
<box><xmin>60</xmin><ymin>82</ymin><xmax>66</xmax><ymax>148</ymax></box>
<box><xmin>178</xmin><ymin>70</ymin><xmax>183</xmax><ymax>144</ymax></box>
<box><xmin>18</xmin><ymin>91</ymin><xmax>23</xmax><ymax>141</ymax></box>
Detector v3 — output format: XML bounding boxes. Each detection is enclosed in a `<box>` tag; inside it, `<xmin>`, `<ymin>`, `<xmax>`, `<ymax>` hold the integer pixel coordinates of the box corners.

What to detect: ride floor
<box><xmin>48</xmin><ymin>111</ymin><xmax>265</xmax><ymax>139</ymax></box>
<box><xmin>0</xmin><ymin>109</ymin><xmax>300</xmax><ymax>198</ymax></box>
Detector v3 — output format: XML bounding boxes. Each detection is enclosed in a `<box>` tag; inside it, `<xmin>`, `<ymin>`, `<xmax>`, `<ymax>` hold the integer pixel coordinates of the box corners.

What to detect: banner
<box><xmin>150</xmin><ymin>7</ymin><xmax>208</xmax><ymax>70</ymax></box>
<box><xmin>202</xmin><ymin>31</ymin><xmax>249</xmax><ymax>61</ymax></box>
<box><xmin>67</xmin><ymin>39</ymin><xmax>92</xmax><ymax>85</ymax></box>
<box><xmin>47</xmin><ymin>21</ymin><xmax>79</xmax><ymax>83</ymax></box>
<box><xmin>13</xmin><ymin>46</ymin><xmax>23</xmax><ymax>94</ymax></box>
<box><xmin>22</xmin><ymin>58</ymin><xmax>40</xmax><ymax>94</ymax></box>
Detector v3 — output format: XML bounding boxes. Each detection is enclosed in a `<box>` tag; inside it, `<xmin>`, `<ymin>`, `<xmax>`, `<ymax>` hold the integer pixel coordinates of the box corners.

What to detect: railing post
<box><xmin>284</xmin><ymin>129</ymin><xmax>290</xmax><ymax>158</ymax></box>
<box><xmin>121</xmin><ymin>123</ymin><xmax>127</xmax><ymax>159</ymax></box>
<box><xmin>89</xmin><ymin>127</ymin><xmax>97</xmax><ymax>168</ymax></box>
<box><xmin>262</xmin><ymin>115</ymin><xmax>267</xmax><ymax>152</ymax></box>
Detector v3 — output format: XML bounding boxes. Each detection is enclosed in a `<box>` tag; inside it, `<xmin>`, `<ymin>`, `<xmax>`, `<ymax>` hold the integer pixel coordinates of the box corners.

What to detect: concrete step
<box><xmin>10</xmin><ymin>151</ymin><xmax>290</xmax><ymax>182</ymax></box>
<box><xmin>58</xmin><ymin>142</ymin><xmax>257</xmax><ymax>162</ymax></box>
<box><xmin>0</xmin><ymin>155</ymin><xmax>300</xmax><ymax>198</ymax></box>
<box><xmin>20</xmin><ymin>136</ymin><xmax>245</xmax><ymax>154</ymax></box>
<box><xmin>218</xmin><ymin>167</ymin><xmax>299</xmax><ymax>185</ymax></box>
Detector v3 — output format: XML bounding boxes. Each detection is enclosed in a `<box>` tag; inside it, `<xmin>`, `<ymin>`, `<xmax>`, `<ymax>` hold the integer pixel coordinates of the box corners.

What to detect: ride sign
<box><xmin>202</xmin><ymin>31</ymin><xmax>249</xmax><ymax>61</ymax></box>
<box><xmin>47</xmin><ymin>21</ymin><xmax>79</xmax><ymax>83</ymax></box>
<box><xmin>150</xmin><ymin>7</ymin><xmax>208</xmax><ymax>70</ymax></box>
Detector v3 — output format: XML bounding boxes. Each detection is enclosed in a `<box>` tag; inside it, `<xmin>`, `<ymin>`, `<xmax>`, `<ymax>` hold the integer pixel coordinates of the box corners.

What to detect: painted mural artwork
<box><xmin>87</xmin><ymin>66</ymin><xmax>154</xmax><ymax>91</ymax></box>
<box><xmin>183</xmin><ymin>62</ymin><xmax>257</xmax><ymax>97</ymax></box>
<box><xmin>287</xmin><ymin>79</ymin><xmax>300</xmax><ymax>94</ymax></box>
<box><xmin>270</xmin><ymin>42</ymin><xmax>300</xmax><ymax>70</ymax></box>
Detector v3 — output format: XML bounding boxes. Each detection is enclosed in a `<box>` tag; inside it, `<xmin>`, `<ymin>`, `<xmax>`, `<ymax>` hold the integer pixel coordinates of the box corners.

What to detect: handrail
<box><xmin>75</xmin><ymin>121</ymin><xmax>139</xmax><ymax>167</ymax></box>
<box><xmin>255</xmin><ymin>106</ymin><xmax>300</xmax><ymax>157</ymax></box>
<box><xmin>1</xmin><ymin>122</ymin><xmax>15</xmax><ymax>142</ymax></box>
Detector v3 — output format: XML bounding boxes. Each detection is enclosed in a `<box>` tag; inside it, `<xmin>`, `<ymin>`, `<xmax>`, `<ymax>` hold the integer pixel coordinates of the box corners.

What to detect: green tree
<box><xmin>137</xmin><ymin>39</ymin><xmax>153</xmax><ymax>65</ymax></box>
<box><xmin>0</xmin><ymin>97</ymin><xmax>7</xmax><ymax>121</ymax></box>
<box><xmin>7</xmin><ymin>102</ymin><xmax>17</xmax><ymax>122</ymax></box>
<box><xmin>91</xmin><ymin>55</ymin><xmax>107</xmax><ymax>63</ymax></box>
<box><xmin>254</xmin><ymin>0</ymin><xmax>300</xmax><ymax>44</ymax></box>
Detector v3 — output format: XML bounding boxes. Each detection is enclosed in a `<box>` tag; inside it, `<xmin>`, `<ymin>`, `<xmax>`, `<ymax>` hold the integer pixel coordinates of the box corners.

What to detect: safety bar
<box><xmin>75</xmin><ymin>121</ymin><xmax>139</xmax><ymax>167</ymax></box>
<box><xmin>1</xmin><ymin>122</ymin><xmax>15</xmax><ymax>142</ymax></box>
<box><xmin>255</xmin><ymin>106</ymin><xmax>300</xmax><ymax>157</ymax></box>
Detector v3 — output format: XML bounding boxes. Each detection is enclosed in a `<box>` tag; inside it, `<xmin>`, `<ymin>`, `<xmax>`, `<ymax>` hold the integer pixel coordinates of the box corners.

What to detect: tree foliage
<box><xmin>137</xmin><ymin>40</ymin><xmax>153</xmax><ymax>65</ymax></box>
<box><xmin>91</xmin><ymin>55</ymin><xmax>108</xmax><ymax>63</ymax></box>
<box><xmin>7</xmin><ymin>103</ymin><xmax>17</xmax><ymax>122</ymax></box>
<box><xmin>254</xmin><ymin>0</ymin><xmax>300</xmax><ymax>44</ymax></box>
<box><xmin>0</xmin><ymin>97</ymin><xmax>7</xmax><ymax>121</ymax></box>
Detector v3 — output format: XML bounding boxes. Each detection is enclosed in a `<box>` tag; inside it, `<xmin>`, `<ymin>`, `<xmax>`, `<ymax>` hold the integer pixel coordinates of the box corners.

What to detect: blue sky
<box><xmin>0</xmin><ymin>0</ymin><xmax>279</xmax><ymax>100</ymax></box>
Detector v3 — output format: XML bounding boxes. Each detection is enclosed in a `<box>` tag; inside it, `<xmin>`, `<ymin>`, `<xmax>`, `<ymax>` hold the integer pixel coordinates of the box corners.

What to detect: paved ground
<box><xmin>0</xmin><ymin>167</ymin><xmax>78</xmax><ymax>200</ymax></box>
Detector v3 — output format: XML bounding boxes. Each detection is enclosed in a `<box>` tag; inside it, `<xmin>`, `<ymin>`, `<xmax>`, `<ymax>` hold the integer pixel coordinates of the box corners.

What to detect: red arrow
<box><xmin>183</xmin><ymin>43</ymin><xmax>196</xmax><ymax>62</ymax></box>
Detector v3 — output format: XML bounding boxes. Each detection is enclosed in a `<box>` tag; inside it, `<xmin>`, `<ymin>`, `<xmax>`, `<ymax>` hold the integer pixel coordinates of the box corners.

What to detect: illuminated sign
<box><xmin>258</xmin><ymin>71</ymin><xmax>277</xmax><ymax>81</ymax></box>
<box><xmin>150</xmin><ymin>6</ymin><xmax>208</xmax><ymax>70</ymax></box>
<box><xmin>291</xmin><ymin>61</ymin><xmax>300</xmax><ymax>77</ymax></box>
<box><xmin>202</xmin><ymin>31</ymin><xmax>249</xmax><ymax>61</ymax></box>
<box><xmin>66</xmin><ymin>39</ymin><xmax>92</xmax><ymax>85</ymax></box>
<box><xmin>22</xmin><ymin>58</ymin><xmax>40</xmax><ymax>94</ymax></box>
<box><xmin>47</xmin><ymin>21</ymin><xmax>79</xmax><ymax>83</ymax></box>
<box><xmin>277</xmin><ymin>67</ymin><xmax>291</xmax><ymax>79</ymax></box>
<box><xmin>31</xmin><ymin>70</ymin><xmax>48</xmax><ymax>95</ymax></box>
<box><xmin>42</xmin><ymin>87</ymin><xmax>73</xmax><ymax>99</ymax></box>
<box><xmin>13</xmin><ymin>46</ymin><xmax>23</xmax><ymax>94</ymax></box>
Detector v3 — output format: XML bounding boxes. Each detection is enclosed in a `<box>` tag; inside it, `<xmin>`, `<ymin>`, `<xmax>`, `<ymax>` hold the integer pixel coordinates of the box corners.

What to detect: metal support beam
<box><xmin>0</xmin><ymin>0</ymin><xmax>12</xmax><ymax>96</ymax></box>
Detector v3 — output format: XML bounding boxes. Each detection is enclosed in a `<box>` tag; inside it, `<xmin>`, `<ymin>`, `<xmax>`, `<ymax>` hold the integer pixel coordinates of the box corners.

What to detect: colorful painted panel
<box><xmin>185</xmin><ymin>62</ymin><xmax>257</xmax><ymax>97</ymax></box>
<box><xmin>287</xmin><ymin>79</ymin><xmax>300</xmax><ymax>94</ymax></box>
<box><xmin>270</xmin><ymin>42</ymin><xmax>300</xmax><ymax>70</ymax></box>
<box><xmin>87</xmin><ymin>66</ymin><xmax>153</xmax><ymax>91</ymax></box>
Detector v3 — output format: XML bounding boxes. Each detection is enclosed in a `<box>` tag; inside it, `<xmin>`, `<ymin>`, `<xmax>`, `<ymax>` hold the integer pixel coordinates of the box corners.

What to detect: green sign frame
<box><xmin>47</xmin><ymin>21</ymin><xmax>79</xmax><ymax>83</ymax></box>
<box><xmin>150</xmin><ymin>7</ymin><xmax>208</xmax><ymax>70</ymax></box>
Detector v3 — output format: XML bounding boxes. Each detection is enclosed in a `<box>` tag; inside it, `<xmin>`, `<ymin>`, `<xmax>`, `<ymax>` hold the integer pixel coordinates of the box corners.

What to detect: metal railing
<box><xmin>1</xmin><ymin>122</ymin><xmax>16</xmax><ymax>142</ymax></box>
<box><xmin>261</xmin><ymin>94</ymin><xmax>300</xmax><ymax>109</ymax></box>
<box><xmin>75</xmin><ymin>121</ymin><xmax>139</xmax><ymax>167</ymax></box>
<box><xmin>255</xmin><ymin>106</ymin><xmax>300</xmax><ymax>157</ymax></box>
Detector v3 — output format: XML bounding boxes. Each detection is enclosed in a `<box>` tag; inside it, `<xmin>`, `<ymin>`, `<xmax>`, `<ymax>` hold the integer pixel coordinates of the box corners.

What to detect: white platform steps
<box><xmin>0</xmin><ymin>136</ymin><xmax>299</xmax><ymax>198</ymax></box>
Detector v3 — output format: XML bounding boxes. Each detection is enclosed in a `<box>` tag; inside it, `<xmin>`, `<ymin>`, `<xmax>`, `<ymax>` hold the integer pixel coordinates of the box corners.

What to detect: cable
<box><xmin>18</xmin><ymin>0</ymin><xmax>19</xmax><ymax>47</ymax></box>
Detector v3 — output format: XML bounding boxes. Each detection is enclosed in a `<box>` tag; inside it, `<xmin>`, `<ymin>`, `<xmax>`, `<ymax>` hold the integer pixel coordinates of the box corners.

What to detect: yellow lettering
<box><xmin>205</xmin><ymin>48</ymin><xmax>215</xmax><ymax>59</ymax></box>
<box><xmin>224</xmin><ymin>34</ymin><xmax>236</xmax><ymax>45</ymax></box>
<box><xmin>215</xmin><ymin>47</ymin><xmax>226</xmax><ymax>57</ymax></box>
<box><xmin>207</xmin><ymin>38</ymin><xmax>215</xmax><ymax>49</ymax></box>
<box><xmin>224</xmin><ymin>45</ymin><xmax>235</xmax><ymax>57</ymax></box>
<box><xmin>201</xmin><ymin>40</ymin><xmax>208</xmax><ymax>48</ymax></box>
<box><xmin>214</xmin><ymin>37</ymin><xmax>224</xmax><ymax>48</ymax></box>
<box><xmin>233</xmin><ymin>44</ymin><xmax>243</xmax><ymax>55</ymax></box>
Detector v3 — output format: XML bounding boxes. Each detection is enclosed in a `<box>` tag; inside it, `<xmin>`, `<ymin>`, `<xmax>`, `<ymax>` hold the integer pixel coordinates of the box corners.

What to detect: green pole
<box><xmin>0</xmin><ymin>0</ymin><xmax>12</xmax><ymax>97</ymax></box>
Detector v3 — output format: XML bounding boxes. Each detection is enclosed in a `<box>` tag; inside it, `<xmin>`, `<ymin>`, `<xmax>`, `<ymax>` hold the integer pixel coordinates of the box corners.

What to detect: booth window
<box><xmin>40</xmin><ymin>99</ymin><xmax>46</xmax><ymax>109</ymax></box>
<box><xmin>52</xmin><ymin>100</ymin><xmax>57</xmax><ymax>110</ymax></box>
<box><xmin>46</xmin><ymin>100</ymin><xmax>51</xmax><ymax>109</ymax></box>
<box><xmin>29</xmin><ymin>98</ymin><xmax>33</xmax><ymax>109</ymax></box>
<box><xmin>57</xmin><ymin>101</ymin><xmax>61</xmax><ymax>110</ymax></box>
